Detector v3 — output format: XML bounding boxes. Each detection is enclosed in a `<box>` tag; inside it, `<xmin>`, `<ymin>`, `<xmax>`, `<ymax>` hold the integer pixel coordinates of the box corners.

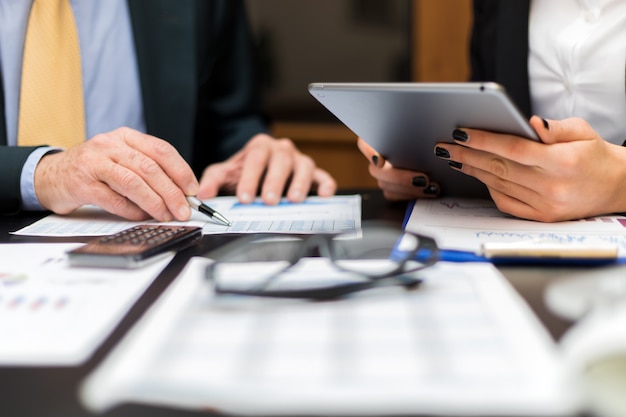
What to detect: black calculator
<box><xmin>68</xmin><ymin>225</ymin><xmax>202</xmax><ymax>268</ymax></box>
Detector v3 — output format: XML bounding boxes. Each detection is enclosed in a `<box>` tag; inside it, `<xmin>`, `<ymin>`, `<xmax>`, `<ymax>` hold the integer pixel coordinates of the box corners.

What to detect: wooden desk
<box><xmin>0</xmin><ymin>190</ymin><xmax>580</xmax><ymax>417</ymax></box>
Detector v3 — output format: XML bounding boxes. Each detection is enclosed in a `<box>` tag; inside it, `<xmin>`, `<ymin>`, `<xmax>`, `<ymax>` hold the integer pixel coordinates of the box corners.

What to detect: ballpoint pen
<box><xmin>185</xmin><ymin>196</ymin><xmax>232</xmax><ymax>227</ymax></box>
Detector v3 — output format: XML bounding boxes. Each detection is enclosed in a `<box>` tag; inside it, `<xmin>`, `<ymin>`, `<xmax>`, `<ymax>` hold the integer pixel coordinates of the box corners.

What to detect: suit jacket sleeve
<box><xmin>0</xmin><ymin>65</ymin><xmax>42</xmax><ymax>214</ymax></box>
<box><xmin>0</xmin><ymin>146</ymin><xmax>42</xmax><ymax>214</ymax></box>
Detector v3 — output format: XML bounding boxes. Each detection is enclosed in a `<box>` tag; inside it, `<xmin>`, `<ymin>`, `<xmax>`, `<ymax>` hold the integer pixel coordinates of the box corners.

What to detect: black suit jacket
<box><xmin>0</xmin><ymin>0</ymin><xmax>268</xmax><ymax>214</ymax></box>
<box><xmin>470</xmin><ymin>0</ymin><xmax>532</xmax><ymax>118</ymax></box>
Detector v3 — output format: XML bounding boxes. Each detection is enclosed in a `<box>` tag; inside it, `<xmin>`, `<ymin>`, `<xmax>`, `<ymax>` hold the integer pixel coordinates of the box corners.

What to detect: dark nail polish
<box><xmin>372</xmin><ymin>155</ymin><xmax>379</xmax><ymax>166</ymax></box>
<box><xmin>423</xmin><ymin>184</ymin><xmax>439</xmax><ymax>195</ymax></box>
<box><xmin>452</xmin><ymin>129</ymin><xmax>468</xmax><ymax>142</ymax></box>
<box><xmin>435</xmin><ymin>147</ymin><xmax>450</xmax><ymax>158</ymax></box>
<box><xmin>412</xmin><ymin>175</ymin><xmax>427</xmax><ymax>187</ymax></box>
<box><xmin>448</xmin><ymin>161</ymin><xmax>463</xmax><ymax>169</ymax></box>
<box><xmin>542</xmin><ymin>118</ymin><xmax>550</xmax><ymax>130</ymax></box>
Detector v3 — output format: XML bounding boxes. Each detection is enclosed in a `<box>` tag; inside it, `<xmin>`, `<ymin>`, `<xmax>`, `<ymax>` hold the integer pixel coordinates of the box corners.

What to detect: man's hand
<box><xmin>34</xmin><ymin>127</ymin><xmax>199</xmax><ymax>221</ymax></box>
<box><xmin>434</xmin><ymin>116</ymin><xmax>626</xmax><ymax>222</ymax></box>
<box><xmin>197</xmin><ymin>133</ymin><xmax>337</xmax><ymax>204</ymax></box>
<box><xmin>357</xmin><ymin>137</ymin><xmax>439</xmax><ymax>200</ymax></box>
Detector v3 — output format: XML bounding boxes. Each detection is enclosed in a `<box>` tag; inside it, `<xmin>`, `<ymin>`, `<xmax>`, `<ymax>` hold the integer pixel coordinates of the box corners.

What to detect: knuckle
<box><xmin>276</xmin><ymin>138</ymin><xmax>296</xmax><ymax>151</ymax></box>
<box><xmin>530</xmin><ymin>185</ymin><xmax>573</xmax><ymax>223</ymax></box>
<box><xmin>487</xmin><ymin>157</ymin><xmax>509</xmax><ymax>177</ymax></box>
<box><xmin>117</xmin><ymin>126</ymin><xmax>133</xmax><ymax>136</ymax></box>
<box><xmin>89</xmin><ymin>133</ymin><xmax>109</xmax><ymax>146</ymax></box>
<box><xmin>544</xmin><ymin>184</ymin><xmax>572</xmax><ymax>209</ymax></box>
<box><xmin>560</xmin><ymin>155</ymin><xmax>581</xmax><ymax>174</ymax></box>
<box><xmin>108</xmin><ymin>194</ymin><xmax>131</xmax><ymax>212</ymax></box>
<box><xmin>138</xmin><ymin>155</ymin><xmax>160</xmax><ymax>175</ymax></box>
<box><xmin>151</xmin><ymin>137</ymin><xmax>175</xmax><ymax>155</ymax></box>
<box><xmin>251</xmin><ymin>134</ymin><xmax>267</xmax><ymax>144</ymax></box>
<box><xmin>491</xmin><ymin>177</ymin><xmax>513</xmax><ymax>195</ymax></box>
<box><xmin>117</xmin><ymin>171</ymin><xmax>142</xmax><ymax>190</ymax></box>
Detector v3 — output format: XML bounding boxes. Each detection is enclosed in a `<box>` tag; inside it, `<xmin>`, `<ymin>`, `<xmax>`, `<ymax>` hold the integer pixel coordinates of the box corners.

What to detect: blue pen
<box><xmin>414</xmin><ymin>247</ymin><xmax>620</xmax><ymax>266</ymax></box>
<box><xmin>438</xmin><ymin>249</ymin><xmax>488</xmax><ymax>263</ymax></box>
<box><xmin>433</xmin><ymin>249</ymin><xmax>619</xmax><ymax>266</ymax></box>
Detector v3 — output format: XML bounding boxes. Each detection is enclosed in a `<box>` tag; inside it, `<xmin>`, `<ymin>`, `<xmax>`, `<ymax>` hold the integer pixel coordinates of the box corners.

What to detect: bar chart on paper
<box><xmin>0</xmin><ymin>243</ymin><xmax>172</xmax><ymax>365</ymax></box>
<box><xmin>199</xmin><ymin>196</ymin><xmax>360</xmax><ymax>234</ymax></box>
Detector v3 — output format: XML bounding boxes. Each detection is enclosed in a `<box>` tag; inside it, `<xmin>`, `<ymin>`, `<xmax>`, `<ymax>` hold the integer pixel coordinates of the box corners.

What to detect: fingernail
<box><xmin>412</xmin><ymin>175</ymin><xmax>427</xmax><ymax>187</ymax></box>
<box><xmin>372</xmin><ymin>155</ymin><xmax>379</xmax><ymax>166</ymax></box>
<box><xmin>423</xmin><ymin>184</ymin><xmax>439</xmax><ymax>195</ymax></box>
<box><xmin>289</xmin><ymin>189</ymin><xmax>303</xmax><ymax>201</ymax></box>
<box><xmin>240</xmin><ymin>192</ymin><xmax>253</xmax><ymax>203</ymax></box>
<box><xmin>542</xmin><ymin>118</ymin><xmax>550</xmax><ymax>130</ymax></box>
<box><xmin>448</xmin><ymin>161</ymin><xmax>463</xmax><ymax>169</ymax></box>
<box><xmin>178</xmin><ymin>205</ymin><xmax>191</xmax><ymax>219</ymax></box>
<box><xmin>187</xmin><ymin>181</ymin><xmax>199</xmax><ymax>195</ymax></box>
<box><xmin>452</xmin><ymin>129</ymin><xmax>469</xmax><ymax>142</ymax></box>
<box><xmin>435</xmin><ymin>147</ymin><xmax>450</xmax><ymax>158</ymax></box>
<box><xmin>264</xmin><ymin>191</ymin><xmax>278</xmax><ymax>204</ymax></box>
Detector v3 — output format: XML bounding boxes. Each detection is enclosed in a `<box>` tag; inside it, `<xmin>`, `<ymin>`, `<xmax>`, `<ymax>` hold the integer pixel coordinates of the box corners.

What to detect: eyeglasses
<box><xmin>204</xmin><ymin>223</ymin><xmax>439</xmax><ymax>300</ymax></box>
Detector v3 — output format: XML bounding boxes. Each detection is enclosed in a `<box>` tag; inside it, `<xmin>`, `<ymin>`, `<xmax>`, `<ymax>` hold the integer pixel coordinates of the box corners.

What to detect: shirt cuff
<box><xmin>20</xmin><ymin>147</ymin><xmax>63</xmax><ymax>211</ymax></box>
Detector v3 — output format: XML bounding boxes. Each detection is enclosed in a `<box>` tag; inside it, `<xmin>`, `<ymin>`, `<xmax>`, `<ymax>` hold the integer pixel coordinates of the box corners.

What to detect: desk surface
<box><xmin>0</xmin><ymin>190</ymin><xmax>578</xmax><ymax>417</ymax></box>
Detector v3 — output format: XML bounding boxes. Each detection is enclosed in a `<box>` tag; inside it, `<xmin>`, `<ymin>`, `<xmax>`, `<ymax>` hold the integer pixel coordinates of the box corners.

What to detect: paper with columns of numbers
<box><xmin>80</xmin><ymin>258</ymin><xmax>578</xmax><ymax>416</ymax></box>
<box><xmin>13</xmin><ymin>195</ymin><xmax>361</xmax><ymax>237</ymax></box>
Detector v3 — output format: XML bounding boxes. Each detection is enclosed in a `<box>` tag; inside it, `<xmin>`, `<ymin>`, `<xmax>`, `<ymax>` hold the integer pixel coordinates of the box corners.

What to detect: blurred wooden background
<box><xmin>247</xmin><ymin>0</ymin><xmax>472</xmax><ymax>189</ymax></box>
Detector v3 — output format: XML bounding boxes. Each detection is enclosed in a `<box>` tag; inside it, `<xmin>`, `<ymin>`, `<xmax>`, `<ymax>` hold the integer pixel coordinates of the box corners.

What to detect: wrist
<box><xmin>604</xmin><ymin>144</ymin><xmax>626</xmax><ymax>215</ymax></box>
<box><xmin>33</xmin><ymin>151</ymin><xmax>73</xmax><ymax>214</ymax></box>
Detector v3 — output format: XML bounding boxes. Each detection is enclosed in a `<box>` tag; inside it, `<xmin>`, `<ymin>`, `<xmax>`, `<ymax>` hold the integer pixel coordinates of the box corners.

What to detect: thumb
<box><xmin>531</xmin><ymin>115</ymin><xmax>598</xmax><ymax>144</ymax></box>
<box><xmin>356</xmin><ymin>137</ymin><xmax>386</xmax><ymax>168</ymax></box>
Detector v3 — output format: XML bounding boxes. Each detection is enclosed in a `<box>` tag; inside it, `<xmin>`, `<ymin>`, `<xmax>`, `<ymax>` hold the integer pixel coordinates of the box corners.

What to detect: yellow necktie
<box><xmin>17</xmin><ymin>0</ymin><xmax>85</xmax><ymax>148</ymax></box>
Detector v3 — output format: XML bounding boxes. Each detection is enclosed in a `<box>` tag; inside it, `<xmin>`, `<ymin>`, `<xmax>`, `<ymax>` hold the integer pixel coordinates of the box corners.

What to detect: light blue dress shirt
<box><xmin>0</xmin><ymin>0</ymin><xmax>145</xmax><ymax>209</ymax></box>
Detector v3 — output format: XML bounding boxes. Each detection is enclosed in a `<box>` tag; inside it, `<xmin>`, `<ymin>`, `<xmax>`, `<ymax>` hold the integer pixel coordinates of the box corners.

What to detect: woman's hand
<box><xmin>433</xmin><ymin>116</ymin><xmax>626</xmax><ymax>222</ymax></box>
<box><xmin>357</xmin><ymin>137</ymin><xmax>439</xmax><ymax>200</ymax></box>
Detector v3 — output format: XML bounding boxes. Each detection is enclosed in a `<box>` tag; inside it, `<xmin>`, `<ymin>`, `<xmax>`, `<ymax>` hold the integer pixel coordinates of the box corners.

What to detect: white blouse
<box><xmin>529</xmin><ymin>0</ymin><xmax>626</xmax><ymax>144</ymax></box>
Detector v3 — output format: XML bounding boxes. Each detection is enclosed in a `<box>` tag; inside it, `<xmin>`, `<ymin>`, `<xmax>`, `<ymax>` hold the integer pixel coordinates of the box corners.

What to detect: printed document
<box><xmin>13</xmin><ymin>195</ymin><xmax>361</xmax><ymax>237</ymax></box>
<box><xmin>405</xmin><ymin>197</ymin><xmax>626</xmax><ymax>256</ymax></box>
<box><xmin>80</xmin><ymin>258</ymin><xmax>577</xmax><ymax>416</ymax></box>
<box><xmin>0</xmin><ymin>243</ymin><xmax>172</xmax><ymax>365</ymax></box>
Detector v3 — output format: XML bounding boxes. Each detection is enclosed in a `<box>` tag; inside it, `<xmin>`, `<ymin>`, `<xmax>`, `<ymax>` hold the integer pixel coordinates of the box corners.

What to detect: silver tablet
<box><xmin>308</xmin><ymin>82</ymin><xmax>539</xmax><ymax>197</ymax></box>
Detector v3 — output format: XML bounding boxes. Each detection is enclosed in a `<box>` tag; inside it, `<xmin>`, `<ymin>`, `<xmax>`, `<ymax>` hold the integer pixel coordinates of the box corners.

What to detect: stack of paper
<box><xmin>80</xmin><ymin>258</ymin><xmax>577</xmax><ymax>416</ymax></box>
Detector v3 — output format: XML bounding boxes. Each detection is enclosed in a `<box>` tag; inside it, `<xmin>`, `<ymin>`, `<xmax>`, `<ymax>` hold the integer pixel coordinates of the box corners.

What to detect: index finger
<box><xmin>236</xmin><ymin>142</ymin><xmax>271</xmax><ymax>204</ymax></box>
<box><xmin>120</xmin><ymin>128</ymin><xmax>199</xmax><ymax>196</ymax></box>
<box><xmin>449</xmin><ymin>127</ymin><xmax>547</xmax><ymax>167</ymax></box>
